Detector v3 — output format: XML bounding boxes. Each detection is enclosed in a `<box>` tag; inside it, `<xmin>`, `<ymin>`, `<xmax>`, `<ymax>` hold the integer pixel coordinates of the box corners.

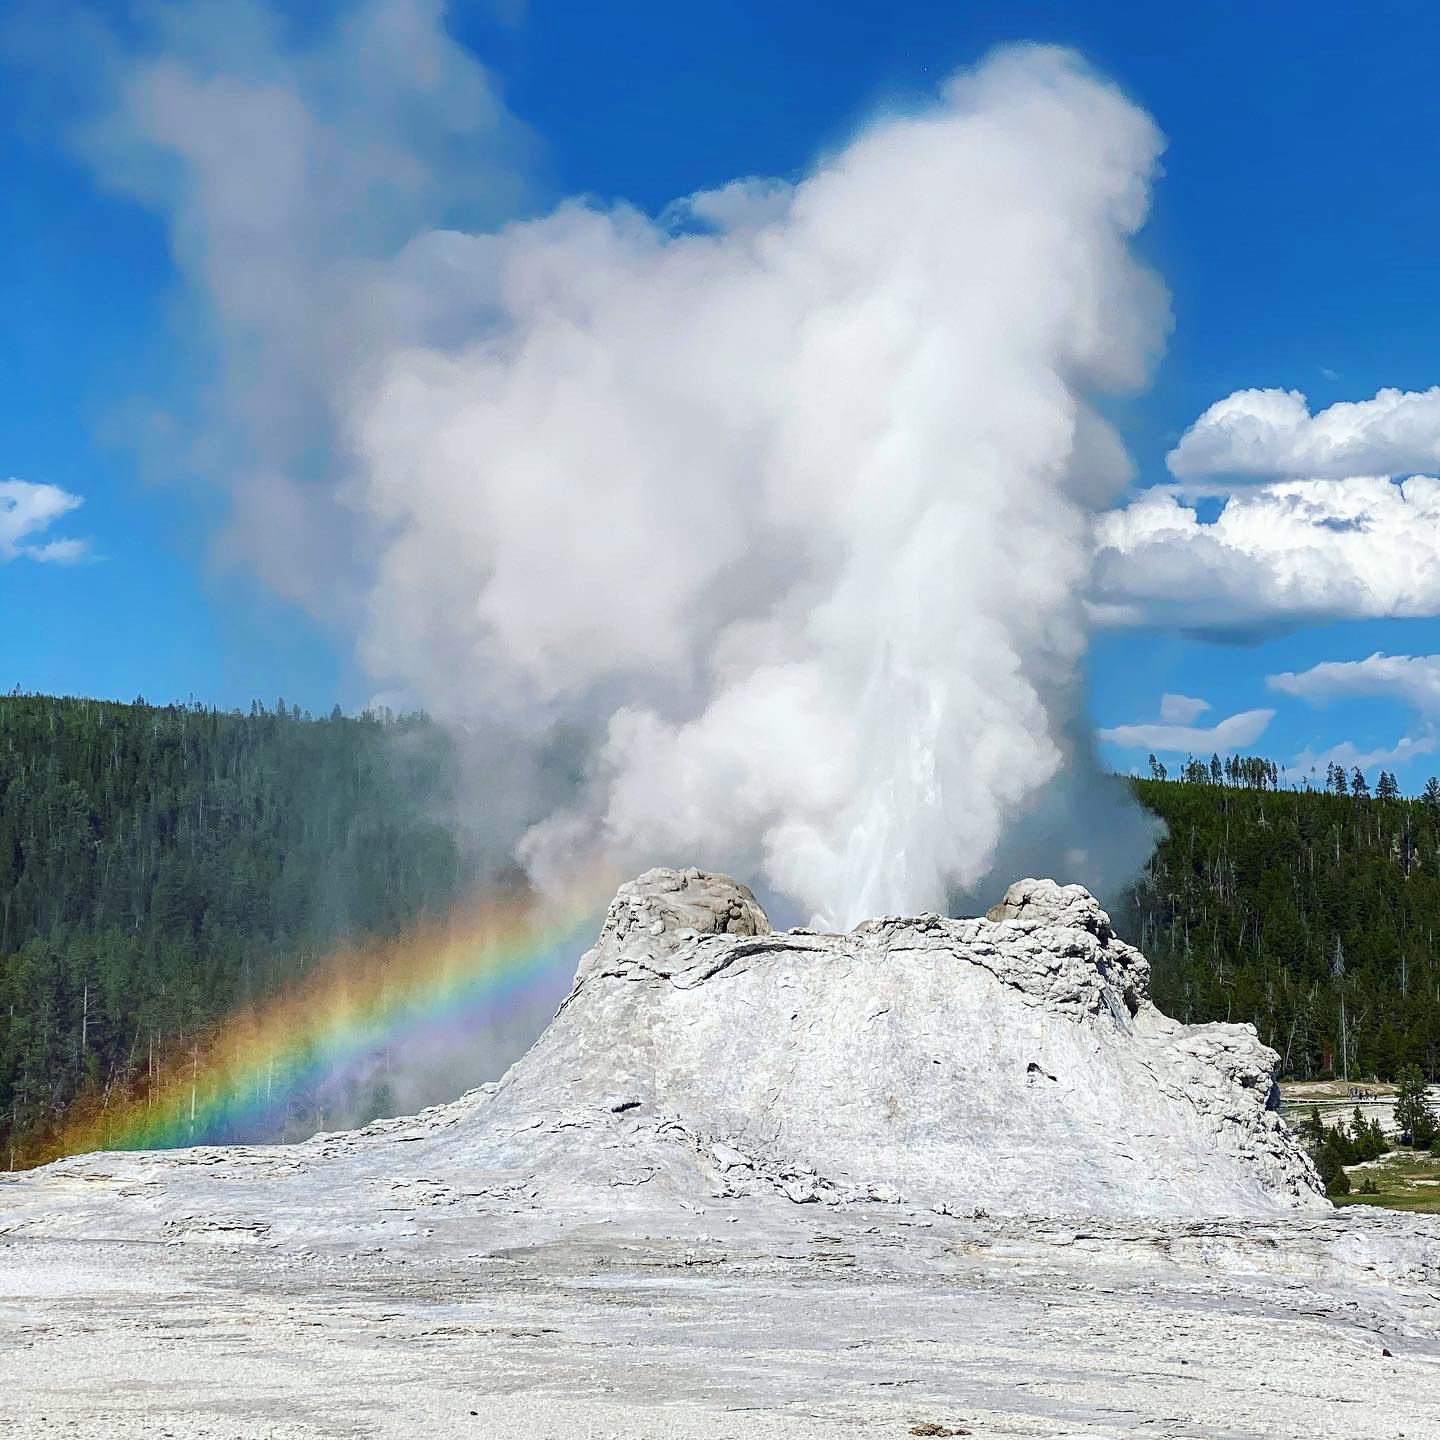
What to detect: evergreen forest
<box><xmin>0</xmin><ymin>693</ymin><xmax>484</xmax><ymax>1167</ymax></box>
<box><xmin>1121</xmin><ymin>757</ymin><xmax>1440</xmax><ymax>1081</ymax></box>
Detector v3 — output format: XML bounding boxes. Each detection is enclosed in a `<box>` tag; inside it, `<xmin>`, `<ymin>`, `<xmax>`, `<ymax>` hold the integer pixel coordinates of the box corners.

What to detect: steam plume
<box><xmin>86</xmin><ymin>13</ymin><xmax>1169</xmax><ymax>926</ymax></box>
<box><xmin>353</xmin><ymin>47</ymin><xmax>1169</xmax><ymax>924</ymax></box>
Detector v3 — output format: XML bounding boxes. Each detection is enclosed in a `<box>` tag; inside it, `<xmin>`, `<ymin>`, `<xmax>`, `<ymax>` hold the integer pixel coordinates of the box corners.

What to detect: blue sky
<box><xmin>6</xmin><ymin>1</ymin><xmax>1440</xmax><ymax>789</ymax></box>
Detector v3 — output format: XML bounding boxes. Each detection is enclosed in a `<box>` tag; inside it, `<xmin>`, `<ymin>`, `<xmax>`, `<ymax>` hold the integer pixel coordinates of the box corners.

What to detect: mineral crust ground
<box><xmin>3</xmin><ymin>871</ymin><xmax>1437</xmax><ymax>1437</ymax></box>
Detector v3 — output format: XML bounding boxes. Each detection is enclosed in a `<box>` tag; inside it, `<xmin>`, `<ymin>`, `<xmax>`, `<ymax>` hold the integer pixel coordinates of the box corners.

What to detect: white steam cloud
<box><xmin>81</xmin><ymin>8</ymin><xmax>1170</xmax><ymax>927</ymax></box>
<box><xmin>353</xmin><ymin>46</ymin><xmax>1169</xmax><ymax>925</ymax></box>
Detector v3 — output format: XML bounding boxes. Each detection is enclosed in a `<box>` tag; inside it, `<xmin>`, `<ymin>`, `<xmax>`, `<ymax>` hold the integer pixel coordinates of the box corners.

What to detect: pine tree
<box><xmin>1331</xmin><ymin>936</ymin><xmax>1348</xmax><ymax>1079</ymax></box>
<box><xmin>1314</xmin><ymin>1138</ymin><xmax>1351</xmax><ymax>1196</ymax></box>
<box><xmin>1366</xmin><ymin>1114</ymin><xmax>1390</xmax><ymax>1158</ymax></box>
<box><xmin>1424</xmin><ymin>776</ymin><xmax>1440</xmax><ymax>816</ymax></box>
<box><xmin>1350</xmin><ymin>1105</ymin><xmax>1383</xmax><ymax>1162</ymax></box>
<box><xmin>1394</xmin><ymin>1064</ymin><xmax>1437</xmax><ymax>1148</ymax></box>
<box><xmin>1351</xmin><ymin>1105</ymin><xmax>1369</xmax><ymax>1160</ymax></box>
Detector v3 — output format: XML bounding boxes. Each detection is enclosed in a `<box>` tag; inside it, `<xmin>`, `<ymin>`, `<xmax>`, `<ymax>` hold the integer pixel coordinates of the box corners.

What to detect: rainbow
<box><xmin>33</xmin><ymin>872</ymin><xmax>614</xmax><ymax>1168</ymax></box>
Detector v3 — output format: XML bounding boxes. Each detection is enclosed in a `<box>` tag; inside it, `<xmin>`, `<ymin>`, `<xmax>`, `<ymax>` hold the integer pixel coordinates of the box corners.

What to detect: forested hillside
<box><xmin>1123</xmin><ymin>762</ymin><xmax>1440</xmax><ymax>1082</ymax></box>
<box><xmin>0</xmin><ymin>694</ymin><xmax>481</xmax><ymax>1166</ymax></box>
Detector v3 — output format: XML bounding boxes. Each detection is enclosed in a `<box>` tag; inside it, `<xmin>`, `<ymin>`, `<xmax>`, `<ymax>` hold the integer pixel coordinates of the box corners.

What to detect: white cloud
<box><xmin>1093</xmin><ymin>475</ymin><xmax>1440</xmax><ymax>632</ymax></box>
<box><xmin>1092</xmin><ymin>382</ymin><xmax>1440</xmax><ymax>636</ymax></box>
<box><xmin>1159</xmin><ymin>692</ymin><xmax>1209</xmax><ymax>724</ymax></box>
<box><xmin>1168</xmin><ymin>385</ymin><xmax>1440</xmax><ymax>481</ymax></box>
<box><xmin>1267</xmin><ymin>653</ymin><xmax>1440</xmax><ymax>782</ymax></box>
<box><xmin>1291</xmin><ymin>734</ymin><xmax>1436</xmax><ymax>778</ymax></box>
<box><xmin>1096</xmin><ymin>706</ymin><xmax>1274</xmax><ymax>755</ymax></box>
<box><xmin>1268</xmin><ymin>652</ymin><xmax>1440</xmax><ymax>711</ymax></box>
<box><xmin>0</xmin><ymin>479</ymin><xmax>90</xmax><ymax>564</ymax></box>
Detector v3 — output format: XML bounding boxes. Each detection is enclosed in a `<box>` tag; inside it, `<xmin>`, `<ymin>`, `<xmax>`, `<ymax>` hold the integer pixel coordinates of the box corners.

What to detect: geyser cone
<box><xmin>455</xmin><ymin>868</ymin><xmax>1322</xmax><ymax>1217</ymax></box>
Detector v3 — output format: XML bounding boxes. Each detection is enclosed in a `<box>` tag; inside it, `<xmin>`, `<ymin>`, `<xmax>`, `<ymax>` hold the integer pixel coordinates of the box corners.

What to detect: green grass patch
<box><xmin>1333</xmin><ymin>1150</ymin><xmax>1440</xmax><ymax>1214</ymax></box>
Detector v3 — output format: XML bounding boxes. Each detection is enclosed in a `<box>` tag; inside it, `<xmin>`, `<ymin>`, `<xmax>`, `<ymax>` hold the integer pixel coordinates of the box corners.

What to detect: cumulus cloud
<box><xmin>1096</xmin><ymin>706</ymin><xmax>1274</xmax><ymax>755</ymax></box>
<box><xmin>1168</xmin><ymin>386</ymin><xmax>1440</xmax><ymax>482</ymax></box>
<box><xmin>1159</xmin><ymin>692</ymin><xmax>1209</xmax><ymax>724</ymax></box>
<box><xmin>81</xmin><ymin>22</ymin><xmax>1173</xmax><ymax>927</ymax></box>
<box><xmin>0</xmin><ymin>479</ymin><xmax>89</xmax><ymax>563</ymax></box>
<box><xmin>1093</xmin><ymin>475</ymin><xmax>1440</xmax><ymax>633</ymax></box>
<box><xmin>1092</xmin><ymin>379</ymin><xmax>1440</xmax><ymax>635</ymax></box>
<box><xmin>1268</xmin><ymin>651</ymin><xmax>1440</xmax><ymax>711</ymax></box>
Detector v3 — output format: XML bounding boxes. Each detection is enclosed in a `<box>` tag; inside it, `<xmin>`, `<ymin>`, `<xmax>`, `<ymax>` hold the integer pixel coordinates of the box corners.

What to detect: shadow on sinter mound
<box><xmin>6</xmin><ymin>868</ymin><xmax>1326</xmax><ymax>1239</ymax></box>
